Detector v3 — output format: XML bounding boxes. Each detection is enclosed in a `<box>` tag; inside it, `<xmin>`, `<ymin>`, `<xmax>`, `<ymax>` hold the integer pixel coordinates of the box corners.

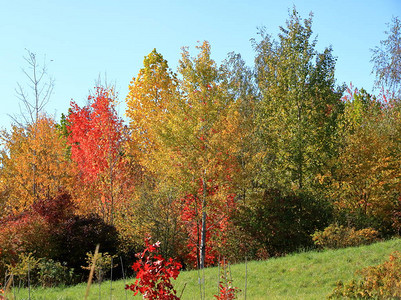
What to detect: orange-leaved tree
<box><xmin>0</xmin><ymin>116</ymin><xmax>74</xmax><ymax>215</ymax></box>
<box><xmin>327</xmin><ymin>86</ymin><xmax>401</xmax><ymax>230</ymax></box>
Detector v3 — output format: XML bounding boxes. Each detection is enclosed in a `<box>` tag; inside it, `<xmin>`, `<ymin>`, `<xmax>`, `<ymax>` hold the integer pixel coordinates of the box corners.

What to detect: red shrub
<box><xmin>125</xmin><ymin>238</ymin><xmax>182</xmax><ymax>299</ymax></box>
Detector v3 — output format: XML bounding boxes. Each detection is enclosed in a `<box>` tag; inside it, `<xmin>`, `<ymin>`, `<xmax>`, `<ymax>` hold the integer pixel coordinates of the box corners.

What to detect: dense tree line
<box><xmin>0</xmin><ymin>8</ymin><xmax>400</xmax><ymax>281</ymax></box>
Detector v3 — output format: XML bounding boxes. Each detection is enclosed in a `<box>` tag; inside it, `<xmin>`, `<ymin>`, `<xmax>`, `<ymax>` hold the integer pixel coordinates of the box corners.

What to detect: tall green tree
<box><xmin>254</xmin><ymin>8</ymin><xmax>344</xmax><ymax>194</ymax></box>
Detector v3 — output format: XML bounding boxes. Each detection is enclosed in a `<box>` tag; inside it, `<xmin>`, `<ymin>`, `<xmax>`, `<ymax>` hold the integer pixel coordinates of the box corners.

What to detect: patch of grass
<box><xmin>9</xmin><ymin>237</ymin><xmax>401</xmax><ymax>299</ymax></box>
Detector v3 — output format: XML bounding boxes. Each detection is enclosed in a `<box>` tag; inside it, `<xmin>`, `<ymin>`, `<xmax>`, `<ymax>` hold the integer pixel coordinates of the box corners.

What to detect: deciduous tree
<box><xmin>158</xmin><ymin>42</ymin><xmax>242</xmax><ymax>268</ymax></box>
<box><xmin>371</xmin><ymin>16</ymin><xmax>401</xmax><ymax>97</ymax></box>
<box><xmin>254</xmin><ymin>8</ymin><xmax>344</xmax><ymax>194</ymax></box>
<box><xmin>67</xmin><ymin>86</ymin><xmax>134</xmax><ymax>224</ymax></box>
<box><xmin>0</xmin><ymin>116</ymin><xmax>74</xmax><ymax>214</ymax></box>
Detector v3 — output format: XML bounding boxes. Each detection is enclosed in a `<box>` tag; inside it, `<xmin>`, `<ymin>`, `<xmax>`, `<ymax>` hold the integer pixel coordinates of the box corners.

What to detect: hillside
<box><xmin>9</xmin><ymin>237</ymin><xmax>401</xmax><ymax>300</ymax></box>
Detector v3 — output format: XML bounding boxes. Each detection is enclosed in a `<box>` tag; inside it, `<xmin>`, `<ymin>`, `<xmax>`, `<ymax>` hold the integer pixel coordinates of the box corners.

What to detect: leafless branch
<box><xmin>10</xmin><ymin>49</ymin><xmax>54</xmax><ymax>126</ymax></box>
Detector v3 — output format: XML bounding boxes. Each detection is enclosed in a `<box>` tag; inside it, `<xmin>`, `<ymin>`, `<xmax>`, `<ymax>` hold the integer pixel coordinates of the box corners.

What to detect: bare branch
<box><xmin>12</xmin><ymin>49</ymin><xmax>54</xmax><ymax>125</ymax></box>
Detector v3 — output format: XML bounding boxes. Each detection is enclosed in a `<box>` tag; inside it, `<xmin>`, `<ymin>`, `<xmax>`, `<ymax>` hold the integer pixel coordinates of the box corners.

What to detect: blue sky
<box><xmin>1</xmin><ymin>0</ymin><xmax>400</xmax><ymax>129</ymax></box>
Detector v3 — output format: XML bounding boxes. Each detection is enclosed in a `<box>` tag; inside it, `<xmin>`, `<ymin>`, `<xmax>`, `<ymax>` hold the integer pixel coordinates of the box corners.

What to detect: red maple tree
<box><xmin>67</xmin><ymin>86</ymin><xmax>128</xmax><ymax>223</ymax></box>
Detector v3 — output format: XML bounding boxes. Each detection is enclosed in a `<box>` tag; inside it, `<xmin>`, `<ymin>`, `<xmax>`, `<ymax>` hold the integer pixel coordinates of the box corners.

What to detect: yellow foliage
<box><xmin>0</xmin><ymin>116</ymin><xmax>75</xmax><ymax>214</ymax></box>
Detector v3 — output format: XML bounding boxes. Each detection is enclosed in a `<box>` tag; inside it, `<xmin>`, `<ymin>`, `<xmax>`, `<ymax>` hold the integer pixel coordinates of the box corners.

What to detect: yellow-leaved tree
<box><xmin>125</xmin><ymin>49</ymin><xmax>184</xmax><ymax>257</ymax></box>
<box><xmin>156</xmin><ymin>41</ymin><xmax>242</xmax><ymax>268</ymax></box>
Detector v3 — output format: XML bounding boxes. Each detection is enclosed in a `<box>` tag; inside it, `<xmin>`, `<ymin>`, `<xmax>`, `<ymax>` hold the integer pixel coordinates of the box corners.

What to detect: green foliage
<box><xmin>82</xmin><ymin>251</ymin><xmax>117</xmax><ymax>283</ymax></box>
<box><xmin>254</xmin><ymin>7</ymin><xmax>345</xmax><ymax>194</ymax></box>
<box><xmin>6</xmin><ymin>253</ymin><xmax>75</xmax><ymax>287</ymax></box>
<box><xmin>328</xmin><ymin>251</ymin><xmax>401</xmax><ymax>299</ymax></box>
<box><xmin>37</xmin><ymin>259</ymin><xmax>75</xmax><ymax>287</ymax></box>
<box><xmin>6</xmin><ymin>252</ymin><xmax>40</xmax><ymax>284</ymax></box>
<box><xmin>233</xmin><ymin>189</ymin><xmax>332</xmax><ymax>257</ymax></box>
<box><xmin>312</xmin><ymin>224</ymin><xmax>380</xmax><ymax>250</ymax></box>
<box><xmin>10</xmin><ymin>238</ymin><xmax>401</xmax><ymax>299</ymax></box>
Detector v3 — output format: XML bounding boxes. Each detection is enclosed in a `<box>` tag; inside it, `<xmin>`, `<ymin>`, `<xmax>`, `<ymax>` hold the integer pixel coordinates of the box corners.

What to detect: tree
<box><xmin>126</xmin><ymin>49</ymin><xmax>178</xmax><ymax>165</ymax></box>
<box><xmin>0</xmin><ymin>116</ymin><xmax>74</xmax><ymax>214</ymax></box>
<box><xmin>326</xmin><ymin>86</ymin><xmax>401</xmax><ymax>232</ymax></box>
<box><xmin>220</xmin><ymin>52</ymin><xmax>261</xmax><ymax>204</ymax></box>
<box><xmin>67</xmin><ymin>86</ymin><xmax>134</xmax><ymax>225</ymax></box>
<box><xmin>125</xmin><ymin>46</ymin><xmax>242</xmax><ymax>268</ymax></box>
<box><xmin>371</xmin><ymin>16</ymin><xmax>401</xmax><ymax>97</ymax></box>
<box><xmin>13</xmin><ymin>50</ymin><xmax>54</xmax><ymax>126</ymax></box>
<box><xmin>254</xmin><ymin>8</ymin><xmax>344</xmax><ymax>194</ymax></box>
<box><xmin>125</xmin><ymin>50</ymin><xmax>183</xmax><ymax>258</ymax></box>
<box><xmin>7</xmin><ymin>50</ymin><xmax>55</xmax><ymax>200</ymax></box>
<box><xmin>157</xmin><ymin>42</ymin><xmax>242</xmax><ymax>268</ymax></box>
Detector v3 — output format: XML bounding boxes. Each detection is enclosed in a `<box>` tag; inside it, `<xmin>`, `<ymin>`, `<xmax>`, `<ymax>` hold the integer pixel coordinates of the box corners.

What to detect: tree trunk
<box><xmin>199</xmin><ymin>175</ymin><xmax>207</xmax><ymax>269</ymax></box>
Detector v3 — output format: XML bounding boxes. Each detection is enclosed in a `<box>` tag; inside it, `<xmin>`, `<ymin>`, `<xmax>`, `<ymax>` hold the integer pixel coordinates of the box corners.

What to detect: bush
<box><xmin>5</xmin><ymin>253</ymin><xmax>75</xmax><ymax>287</ymax></box>
<box><xmin>0</xmin><ymin>213</ymin><xmax>51</xmax><ymax>277</ymax></box>
<box><xmin>82</xmin><ymin>251</ymin><xmax>117</xmax><ymax>283</ymax></box>
<box><xmin>0</xmin><ymin>191</ymin><xmax>75</xmax><ymax>275</ymax></box>
<box><xmin>328</xmin><ymin>251</ymin><xmax>401</xmax><ymax>299</ymax></box>
<box><xmin>0</xmin><ymin>191</ymin><xmax>120</xmax><ymax>284</ymax></box>
<box><xmin>53</xmin><ymin>214</ymin><xmax>119</xmax><ymax>278</ymax></box>
<box><xmin>233</xmin><ymin>189</ymin><xmax>332</xmax><ymax>257</ymax></box>
<box><xmin>125</xmin><ymin>238</ymin><xmax>182</xmax><ymax>299</ymax></box>
<box><xmin>6</xmin><ymin>252</ymin><xmax>40</xmax><ymax>286</ymax></box>
<box><xmin>312</xmin><ymin>224</ymin><xmax>380</xmax><ymax>249</ymax></box>
<box><xmin>37</xmin><ymin>259</ymin><xmax>75</xmax><ymax>287</ymax></box>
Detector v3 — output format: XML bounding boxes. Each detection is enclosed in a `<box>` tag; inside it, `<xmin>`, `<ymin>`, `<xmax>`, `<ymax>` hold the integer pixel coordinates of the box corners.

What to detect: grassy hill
<box><xmin>8</xmin><ymin>237</ymin><xmax>401</xmax><ymax>299</ymax></box>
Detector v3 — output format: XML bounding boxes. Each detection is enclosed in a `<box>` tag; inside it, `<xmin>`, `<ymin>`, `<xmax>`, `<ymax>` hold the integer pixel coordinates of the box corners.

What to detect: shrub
<box><xmin>37</xmin><ymin>259</ymin><xmax>75</xmax><ymax>287</ymax></box>
<box><xmin>214</xmin><ymin>260</ymin><xmax>240</xmax><ymax>300</ymax></box>
<box><xmin>82</xmin><ymin>251</ymin><xmax>117</xmax><ymax>283</ymax></box>
<box><xmin>125</xmin><ymin>237</ymin><xmax>182</xmax><ymax>299</ymax></box>
<box><xmin>328</xmin><ymin>251</ymin><xmax>401</xmax><ymax>299</ymax></box>
<box><xmin>233</xmin><ymin>189</ymin><xmax>332</xmax><ymax>257</ymax></box>
<box><xmin>312</xmin><ymin>224</ymin><xmax>380</xmax><ymax>249</ymax></box>
<box><xmin>0</xmin><ymin>191</ymin><xmax>120</xmax><ymax>283</ymax></box>
<box><xmin>0</xmin><ymin>213</ymin><xmax>51</xmax><ymax>277</ymax></box>
<box><xmin>0</xmin><ymin>190</ymin><xmax>75</xmax><ymax>277</ymax></box>
<box><xmin>32</xmin><ymin>191</ymin><xmax>76</xmax><ymax>225</ymax></box>
<box><xmin>6</xmin><ymin>252</ymin><xmax>40</xmax><ymax>285</ymax></box>
<box><xmin>6</xmin><ymin>253</ymin><xmax>75</xmax><ymax>287</ymax></box>
<box><xmin>53</xmin><ymin>214</ymin><xmax>119</xmax><ymax>278</ymax></box>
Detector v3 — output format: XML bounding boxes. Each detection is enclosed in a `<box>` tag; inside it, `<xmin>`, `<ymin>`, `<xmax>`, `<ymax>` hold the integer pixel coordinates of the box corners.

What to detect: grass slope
<box><xmin>8</xmin><ymin>238</ymin><xmax>401</xmax><ymax>300</ymax></box>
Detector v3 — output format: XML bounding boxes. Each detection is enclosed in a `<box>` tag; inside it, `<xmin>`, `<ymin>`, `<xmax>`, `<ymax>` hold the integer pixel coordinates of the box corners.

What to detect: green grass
<box><xmin>7</xmin><ymin>237</ymin><xmax>401</xmax><ymax>299</ymax></box>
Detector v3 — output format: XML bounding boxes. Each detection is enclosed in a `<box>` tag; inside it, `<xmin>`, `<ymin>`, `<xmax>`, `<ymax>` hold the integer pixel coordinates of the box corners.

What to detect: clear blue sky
<box><xmin>1</xmin><ymin>0</ymin><xmax>400</xmax><ymax>130</ymax></box>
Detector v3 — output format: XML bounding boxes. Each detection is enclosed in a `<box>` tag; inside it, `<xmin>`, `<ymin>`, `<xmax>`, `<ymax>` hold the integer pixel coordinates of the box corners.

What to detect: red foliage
<box><xmin>66</xmin><ymin>86</ymin><xmax>135</xmax><ymax>221</ymax></box>
<box><xmin>0</xmin><ymin>209</ymin><xmax>50</xmax><ymax>266</ymax></box>
<box><xmin>214</xmin><ymin>282</ymin><xmax>240</xmax><ymax>300</ymax></box>
<box><xmin>179</xmin><ymin>179</ymin><xmax>236</xmax><ymax>268</ymax></box>
<box><xmin>125</xmin><ymin>238</ymin><xmax>182</xmax><ymax>299</ymax></box>
<box><xmin>32</xmin><ymin>191</ymin><xmax>75</xmax><ymax>225</ymax></box>
<box><xmin>67</xmin><ymin>86</ymin><xmax>124</xmax><ymax>184</ymax></box>
<box><xmin>213</xmin><ymin>260</ymin><xmax>240</xmax><ymax>300</ymax></box>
